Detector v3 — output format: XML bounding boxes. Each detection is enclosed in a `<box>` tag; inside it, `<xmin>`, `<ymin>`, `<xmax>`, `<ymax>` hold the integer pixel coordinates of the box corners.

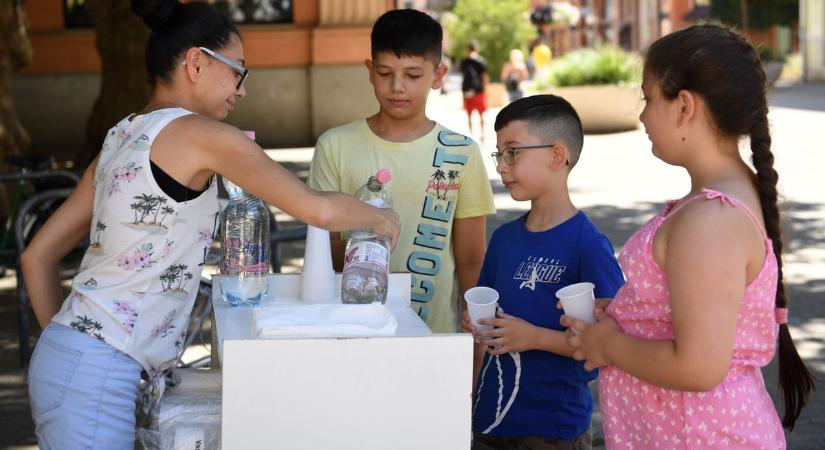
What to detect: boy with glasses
<box><xmin>463</xmin><ymin>95</ymin><xmax>624</xmax><ymax>450</ymax></box>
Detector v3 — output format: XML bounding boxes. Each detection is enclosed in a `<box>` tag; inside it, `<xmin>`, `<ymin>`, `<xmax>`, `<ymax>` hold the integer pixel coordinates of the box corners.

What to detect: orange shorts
<box><xmin>463</xmin><ymin>92</ymin><xmax>487</xmax><ymax>113</ymax></box>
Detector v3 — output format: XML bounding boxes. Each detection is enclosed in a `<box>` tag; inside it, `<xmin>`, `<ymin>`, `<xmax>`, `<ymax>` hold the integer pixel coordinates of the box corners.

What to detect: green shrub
<box><xmin>532</xmin><ymin>46</ymin><xmax>642</xmax><ymax>90</ymax></box>
<box><xmin>443</xmin><ymin>0</ymin><xmax>536</xmax><ymax>82</ymax></box>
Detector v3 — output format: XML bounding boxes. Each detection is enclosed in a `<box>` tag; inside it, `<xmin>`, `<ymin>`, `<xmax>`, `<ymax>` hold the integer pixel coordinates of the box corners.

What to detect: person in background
<box><xmin>500</xmin><ymin>49</ymin><xmax>530</xmax><ymax>102</ymax></box>
<box><xmin>459</xmin><ymin>40</ymin><xmax>489</xmax><ymax>139</ymax></box>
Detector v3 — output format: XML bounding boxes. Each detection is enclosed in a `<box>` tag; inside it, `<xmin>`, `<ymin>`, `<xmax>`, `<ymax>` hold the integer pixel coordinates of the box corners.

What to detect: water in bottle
<box><xmin>341</xmin><ymin>169</ymin><xmax>393</xmax><ymax>304</ymax></box>
<box><xmin>220</xmin><ymin>132</ymin><xmax>270</xmax><ymax>306</ymax></box>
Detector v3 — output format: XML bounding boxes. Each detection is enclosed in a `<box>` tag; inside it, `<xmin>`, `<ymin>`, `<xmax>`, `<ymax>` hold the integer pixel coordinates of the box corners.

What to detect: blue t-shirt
<box><xmin>472</xmin><ymin>211</ymin><xmax>624</xmax><ymax>439</ymax></box>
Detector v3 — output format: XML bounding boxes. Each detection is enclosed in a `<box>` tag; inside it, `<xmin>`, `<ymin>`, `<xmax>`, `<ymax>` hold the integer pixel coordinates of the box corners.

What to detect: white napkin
<box><xmin>253</xmin><ymin>303</ymin><xmax>398</xmax><ymax>338</ymax></box>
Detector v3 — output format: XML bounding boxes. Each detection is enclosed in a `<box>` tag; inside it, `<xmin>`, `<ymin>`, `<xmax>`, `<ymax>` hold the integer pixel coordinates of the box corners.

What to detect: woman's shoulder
<box><xmin>161</xmin><ymin>113</ymin><xmax>237</xmax><ymax>140</ymax></box>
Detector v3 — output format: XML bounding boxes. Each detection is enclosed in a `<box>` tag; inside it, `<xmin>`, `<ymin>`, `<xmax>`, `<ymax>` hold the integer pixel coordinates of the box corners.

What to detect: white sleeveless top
<box><xmin>52</xmin><ymin>108</ymin><xmax>220</xmax><ymax>376</ymax></box>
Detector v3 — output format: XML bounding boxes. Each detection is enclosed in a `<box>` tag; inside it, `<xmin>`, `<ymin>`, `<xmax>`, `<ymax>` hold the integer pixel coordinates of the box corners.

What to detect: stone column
<box><xmin>802</xmin><ymin>0</ymin><xmax>825</xmax><ymax>82</ymax></box>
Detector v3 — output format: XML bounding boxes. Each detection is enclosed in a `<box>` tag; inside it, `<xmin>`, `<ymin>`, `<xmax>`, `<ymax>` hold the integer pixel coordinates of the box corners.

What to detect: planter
<box><xmin>762</xmin><ymin>61</ymin><xmax>784</xmax><ymax>87</ymax></box>
<box><xmin>485</xmin><ymin>82</ymin><xmax>508</xmax><ymax>108</ymax></box>
<box><xmin>543</xmin><ymin>84</ymin><xmax>642</xmax><ymax>133</ymax></box>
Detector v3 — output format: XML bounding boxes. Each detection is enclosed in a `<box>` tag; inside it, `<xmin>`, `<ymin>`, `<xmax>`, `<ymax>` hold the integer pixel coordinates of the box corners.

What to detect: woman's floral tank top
<box><xmin>52</xmin><ymin>108</ymin><xmax>220</xmax><ymax>377</ymax></box>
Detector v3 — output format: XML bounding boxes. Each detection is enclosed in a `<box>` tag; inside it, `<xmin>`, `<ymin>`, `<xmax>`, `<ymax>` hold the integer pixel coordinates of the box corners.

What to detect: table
<box><xmin>212</xmin><ymin>273</ymin><xmax>473</xmax><ymax>450</ymax></box>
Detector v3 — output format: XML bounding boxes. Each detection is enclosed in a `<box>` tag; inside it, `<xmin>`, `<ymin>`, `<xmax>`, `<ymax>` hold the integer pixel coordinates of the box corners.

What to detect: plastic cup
<box><xmin>464</xmin><ymin>286</ymin><xmax>499</xmax><ymax>332</ymax></box>
<box><xmin>300</xmin><ymin>272</ymin><xmax>337</xmax><ymax>303</ymax></box>
<box><xmin>300</xmin><ymin>225</ymin><xmax>336</xmax><ymax>303</ymax></box>
<box><xmin>555</xmin><ymin>282</ymin><xmax>596</xmax><ymax>335</ymax></box>
<box><xmin>302</xmin><ymin>225</ymin><xmax>333</xmax><ymax>275</ymax></box>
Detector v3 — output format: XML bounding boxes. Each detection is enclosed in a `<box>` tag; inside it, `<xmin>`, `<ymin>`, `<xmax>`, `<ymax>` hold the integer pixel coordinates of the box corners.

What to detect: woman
<box><xmin>22</xmin><ymin>1</ymin><xmax>399</xmax><ymax>448</ymax></box>
<box><xmin>500</xmin><ymin>49</ymin><xmax>529</xmax><ymax>102</ymax></box>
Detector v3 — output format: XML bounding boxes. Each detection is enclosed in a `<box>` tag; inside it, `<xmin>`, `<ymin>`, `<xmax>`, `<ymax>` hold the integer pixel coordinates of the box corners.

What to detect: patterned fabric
<box><xmin>51</xmin><ymin>108</ymin><xmax>220</xmax><ymax>377</ymax></box>
<box><xmin>600</xmin><ymin>188</ymin><xmax>785</xmax><ymax>449</ymax></box>
<box><xmin>308</xmin><ymin>119</ymin><xmax>496</xmax><ymax>332</ymax></box>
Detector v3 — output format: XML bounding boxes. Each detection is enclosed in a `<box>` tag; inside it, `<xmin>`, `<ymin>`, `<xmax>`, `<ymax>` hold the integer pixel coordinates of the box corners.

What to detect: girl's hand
<box><xmin>556</xmin><ymin>298</ymin><xmax>613</xmax><ymax>322</ymax></box>
<box><xmin>371</xmin><ymin>208</ymin><xmax>400</xmax><ymax>249</ymax></box>
<box><xmin>563</xmin><ymin>309</ymin><xmax>620</xmax><ymax>371</ymax></box>
<box><xmin>476</xmin><ymin>311</ymin><xmax>538</xmax><ymax>355</ymax></box>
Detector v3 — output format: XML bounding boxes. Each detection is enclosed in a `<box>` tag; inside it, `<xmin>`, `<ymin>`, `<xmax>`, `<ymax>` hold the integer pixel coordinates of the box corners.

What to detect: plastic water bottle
<box><xmin>220</xmin><ymin>132</ymin><xmax>270</xmax><ymax>306</ymax></box>
<box><xmin>341</xmin><ymin>169</ymin><xmax>393</xmax><ymax>304</ymax></box>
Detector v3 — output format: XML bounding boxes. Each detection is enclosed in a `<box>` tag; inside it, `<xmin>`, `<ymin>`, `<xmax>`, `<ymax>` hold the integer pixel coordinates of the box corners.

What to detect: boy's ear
<box><xmin>364</xmin><ymin>59</ymin><xmax>375</xmax><ymax>84</ymax></box>
<box><xmin>551</xmin><ymin>144</ymin><xmax>570</xmax><ymax>170</ymax></box>
<box><xmin>431</xmin><ymin>62</ymin><xmax>449</xmax><ymax>90</ymax></box>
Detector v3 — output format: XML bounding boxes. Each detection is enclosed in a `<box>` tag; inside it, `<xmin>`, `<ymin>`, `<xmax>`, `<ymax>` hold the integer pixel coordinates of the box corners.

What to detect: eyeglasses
<box><xmin>491</xmin><ymin>144</ymin><xmax>569</xmax><ymax>167</ymax></box>
<box><xmin>190</xmin><ymin>47</ymin><xmax>249</xmax><ymax>91</ymax></box>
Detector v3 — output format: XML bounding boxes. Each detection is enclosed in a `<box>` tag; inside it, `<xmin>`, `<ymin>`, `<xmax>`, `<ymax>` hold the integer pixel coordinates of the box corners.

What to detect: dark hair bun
<box><xmin>131</xmin><ymin>0</ymin><xmax>180</xmax><ymax>30</ymax></box>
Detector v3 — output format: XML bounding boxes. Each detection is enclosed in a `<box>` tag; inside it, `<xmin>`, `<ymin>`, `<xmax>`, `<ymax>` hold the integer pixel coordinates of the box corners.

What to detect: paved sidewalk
<box><xmin>1</xmin><ymin>84</ymin><xmax>823</xmax><ymax>449</ymax></box>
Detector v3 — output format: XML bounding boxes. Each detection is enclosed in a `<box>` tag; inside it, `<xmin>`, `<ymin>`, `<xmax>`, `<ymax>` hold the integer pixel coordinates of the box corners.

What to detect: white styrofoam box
<box><xmin>222</xmin><ymin>334</ymin><xmax>472</xmax><ymax>450</ymax></box>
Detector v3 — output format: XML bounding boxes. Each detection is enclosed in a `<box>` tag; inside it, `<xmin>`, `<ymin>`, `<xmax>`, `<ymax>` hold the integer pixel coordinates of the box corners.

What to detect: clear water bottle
<box><xmin>220</xmin><ymin>133</ymin><xmax>270</xmax><ymax>306</ymax></box>
<box><xmin>341</xmin><ymin>169</ymin><xmax>393</xmax><ymax>304</ymax></box>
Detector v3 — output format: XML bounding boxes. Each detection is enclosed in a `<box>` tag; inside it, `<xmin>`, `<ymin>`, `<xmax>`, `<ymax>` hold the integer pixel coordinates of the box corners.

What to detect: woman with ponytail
<box><xmin>21</xmin><ymin>1</ymin><xmax>399</xmax><ymax>448</ymax></box>
<box><xmin>563</xmin><ymin>24</ymin><xmax>813</xmax><ymax>449</ymax></box>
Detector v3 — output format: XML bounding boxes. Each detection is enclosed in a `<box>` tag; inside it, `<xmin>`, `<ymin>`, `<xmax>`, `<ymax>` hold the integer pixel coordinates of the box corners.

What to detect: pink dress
<box><xmin>600</xmin><ymin>189</ymin><xmax>786</xmax><ymax>449</ymax></box>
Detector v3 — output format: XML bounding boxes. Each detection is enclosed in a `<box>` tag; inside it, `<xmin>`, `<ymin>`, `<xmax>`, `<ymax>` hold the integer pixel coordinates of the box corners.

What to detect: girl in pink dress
<box><xmin>563</xmin><ymin>24</ymin><xmax>814</xmax><ymax>449</ymax></box>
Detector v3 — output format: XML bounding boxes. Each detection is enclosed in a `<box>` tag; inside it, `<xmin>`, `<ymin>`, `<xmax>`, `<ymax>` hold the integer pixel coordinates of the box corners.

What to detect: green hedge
<box><xmin>532</xmin><ymin>46</ymin><xmax>642</xmax><ymax>90</ymax></box>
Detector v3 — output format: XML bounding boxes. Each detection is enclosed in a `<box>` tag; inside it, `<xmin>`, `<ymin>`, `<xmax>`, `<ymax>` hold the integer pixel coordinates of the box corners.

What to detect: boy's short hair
<box><xmin>494</xmin><ymin>94</ymin><xmax>584</xmax><ymax>169</ymax></box>
<box><xmin>371</xmin><ymin>9</ymin><xmax>443</xmax><ymax>67</ymax></box>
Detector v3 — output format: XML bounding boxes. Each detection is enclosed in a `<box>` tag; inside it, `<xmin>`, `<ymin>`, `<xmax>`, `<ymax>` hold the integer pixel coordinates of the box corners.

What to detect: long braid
<box><xmin>750</xmin><ymin>112</ymin><xmax>815</xmax><ymax>430</ymax></box>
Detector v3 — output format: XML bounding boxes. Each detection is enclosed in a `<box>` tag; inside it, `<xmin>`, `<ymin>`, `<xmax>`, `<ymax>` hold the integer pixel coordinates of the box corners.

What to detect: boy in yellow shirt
<box><xmin>308</xmin><ymin>9</ymin><xmax>496</xmax><ymax>332</ymax></box>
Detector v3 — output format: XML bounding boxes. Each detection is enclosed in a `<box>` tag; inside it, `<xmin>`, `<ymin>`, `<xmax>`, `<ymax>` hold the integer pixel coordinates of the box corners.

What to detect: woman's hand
<box><xmin>476</xmin><ymin>311</ymin><xmax>538</xmax><ymax>355</ymax></box>
<box><xmin>371</xmin><ymin>208</ymin><xmax>400</xmax><ymax>249</ymax></box>
<box><xmin>562</xmin><ymin>309</ymin><xmax>620</xmax><ymax>371</ymax></box>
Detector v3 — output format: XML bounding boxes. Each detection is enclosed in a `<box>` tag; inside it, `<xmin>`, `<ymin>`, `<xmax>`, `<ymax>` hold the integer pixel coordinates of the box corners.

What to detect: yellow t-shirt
<box><xmin>532</xmin><ymin>44</ymin><xmax>552</xmax><ymax>70</ymax></box>
<box><xmin>308</xmin><ymin>119</ymin><xmax>496</xmax><ymax>332</ymax></box>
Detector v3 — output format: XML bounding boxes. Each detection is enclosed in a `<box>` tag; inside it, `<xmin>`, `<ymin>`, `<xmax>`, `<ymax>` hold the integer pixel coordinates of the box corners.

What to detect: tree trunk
<box><xmin>77</xmin><ymin>0</ymin><xmax>151</xmax><ymax>170</ymax></box>
<box><xmin>0</xmin><ymin>0</ymin><xmax>33</xmax><ymax>160</ymax></box>
<box><xmin>740</xmin><ymin>0</ymin><xmax>749</xmax><ymax>33</ymax></box>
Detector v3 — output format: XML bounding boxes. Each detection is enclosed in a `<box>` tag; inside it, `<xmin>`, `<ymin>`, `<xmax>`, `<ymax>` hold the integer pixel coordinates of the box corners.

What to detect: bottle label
<box><xmin>222</xmin><ymin>238</ymin><xmax>269</xmax><ymax>274</ymax></box>
<box><xmin>343</xmin><ymin>241</ymin><xmax>389</xmax><ymax>271</ymax></box>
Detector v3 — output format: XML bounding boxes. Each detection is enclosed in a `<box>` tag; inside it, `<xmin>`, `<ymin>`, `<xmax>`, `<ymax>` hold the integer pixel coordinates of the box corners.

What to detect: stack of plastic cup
<box><xmin>300</xmin><ymin>225</ymin><xmax>337</xmax><ymax>303</ymax></box>
<box><xmin>555</xmin><ymin>282</ymin><xmax>596</xmax><ymax>335</ymax></box>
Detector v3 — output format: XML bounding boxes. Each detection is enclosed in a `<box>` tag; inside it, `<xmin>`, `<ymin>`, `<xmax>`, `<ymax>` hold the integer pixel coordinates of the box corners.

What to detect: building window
<box><xmin>64</xmin><ymin>0</ymin><xmax>94</xmax><ymax>29</ymax></box>
<box><xmin>212</xmin><ymin>0</ymin><xmax>293</xmax><ymax>24</ymax></box>
<box><xmin>63</xmin><ymin>0</ymin><xmax>294</xmax><ymax>29</ymax></box>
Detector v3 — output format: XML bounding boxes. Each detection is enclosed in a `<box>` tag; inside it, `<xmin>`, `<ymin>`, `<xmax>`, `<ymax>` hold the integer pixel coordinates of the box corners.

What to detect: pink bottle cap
<box><xmin>375</xmin><ymin>168</ymin><xmax>391</xmax><ymax>184</ymax></box>
<box><xmin>244</xmin><ymin>130</ymin><xmax>256</xmax><ymax>141</ymax></box>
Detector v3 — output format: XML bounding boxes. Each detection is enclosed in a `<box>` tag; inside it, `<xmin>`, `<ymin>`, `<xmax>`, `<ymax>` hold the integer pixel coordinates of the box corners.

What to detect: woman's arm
<box><xmin>500</xmin><ymin>63</ymin><xmax>511</xmax><ymax>81</ymax></box>
<box><xmin>20</xmin><ymin>158</ymin><xmax>97</xmax><ymax>328</ymax></box>
<box><xmin>172</xmin><ymin>117</ymin><xmax>400</xmax><ymax>246</ymax></box>
<box><xmin>568</xmin><ymin>202</ymin><xmax>756</xmax><ymax>390</ymax></box>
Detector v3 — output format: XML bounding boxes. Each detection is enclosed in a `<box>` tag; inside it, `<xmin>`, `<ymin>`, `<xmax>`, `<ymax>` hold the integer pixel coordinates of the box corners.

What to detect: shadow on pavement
<box><xmin>0</xmin><ymin>189</ymin><xmax>822</xmax><ymax>449</ymax></box>
<box><xmin>770</xmin><ymin>84</ymin><xmax>825</xmax><ymax>113</ymax></box>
